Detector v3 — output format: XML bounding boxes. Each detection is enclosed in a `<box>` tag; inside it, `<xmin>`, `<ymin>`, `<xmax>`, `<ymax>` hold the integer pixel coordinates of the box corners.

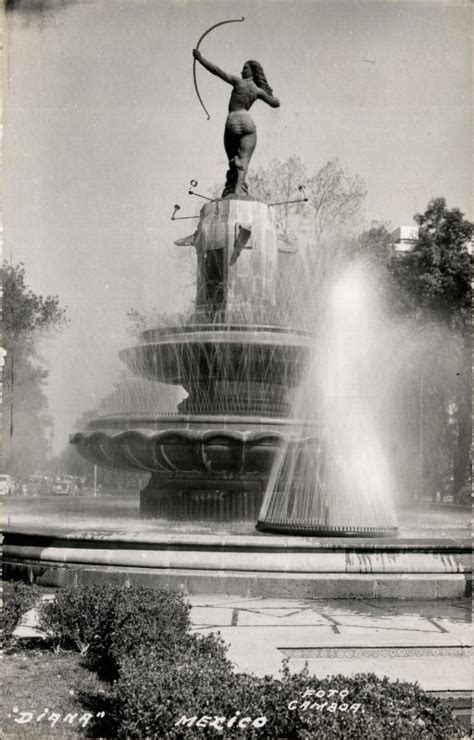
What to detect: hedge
<box><xmin>36</xmin><ymin>584</ymin><xmax>465</xmax><ymax>739</ymax></box>
<box><xmin>38</xmin><ymin>583</ymin><xmax>190</xmax><ymax>678</ymax></box>
<box><xmin>108</xmin><ymin>652</ymin><xmax>464</xmax><ymax>739</ymax></box>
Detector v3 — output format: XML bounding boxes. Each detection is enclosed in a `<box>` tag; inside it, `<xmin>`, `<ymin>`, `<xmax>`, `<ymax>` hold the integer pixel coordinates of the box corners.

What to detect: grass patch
<box><xmin>1</xmin><ymin>650</ymin><xmax>108</xmax><ymax>739</ymax></box>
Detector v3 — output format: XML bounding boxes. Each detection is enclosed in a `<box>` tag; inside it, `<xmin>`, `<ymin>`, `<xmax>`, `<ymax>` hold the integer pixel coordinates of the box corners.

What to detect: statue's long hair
<box><xmin>246</xmin><ymin>60</ymin><xmax>274</xmax><ymax>95</ymax></box>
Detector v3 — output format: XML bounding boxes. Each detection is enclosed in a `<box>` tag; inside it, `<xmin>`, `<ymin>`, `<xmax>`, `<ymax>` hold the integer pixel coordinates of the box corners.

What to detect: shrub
<box><xmin>2</xmin><ymin>581</ymin><xmax>40</xmax><ymax>645</ymax></box>
<box><xmin>38</xmin><ymin>584</ymin><xmax>190</xmax><ymax>677</ymax></box>
<box><xmin>106</xmin><ymin>657</ymin><xmax>465</xmax><ymax>739</ymax></box>
<box><xmin>36</xmin><ymin>584</ymin><xmax>464</xmax><ymax>739</ymax></box>
<box><xmin>106</xmin><ymin>635</ymin><xmax>234</xmax><ymax>739</ymax></box>
<box><xmin>38</xmin><ymin>583</ymin><xmax>116</xmax><ymax>655</ymax></box>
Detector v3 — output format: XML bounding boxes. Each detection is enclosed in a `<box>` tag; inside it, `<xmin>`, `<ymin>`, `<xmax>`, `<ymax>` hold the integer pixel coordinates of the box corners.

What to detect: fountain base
<box><xmin>141</xmin><ymin>476</ymin><xmax>264</xmax><ymax>521</ymax></box>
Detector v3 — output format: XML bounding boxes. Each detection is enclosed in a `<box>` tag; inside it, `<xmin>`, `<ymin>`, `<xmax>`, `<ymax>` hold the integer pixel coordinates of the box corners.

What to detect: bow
<box><xmin>193</xmin><ymin>17</ymin><xmax>245</xmax><ymax>120</ymax></box>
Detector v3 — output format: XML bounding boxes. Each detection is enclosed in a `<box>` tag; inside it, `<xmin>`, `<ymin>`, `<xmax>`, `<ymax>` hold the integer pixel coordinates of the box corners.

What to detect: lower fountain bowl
<box><xmin>70</xmin><ymin>413</ymin><xmax>320</xmax><ymax>524</ymax></box>
<box><xmin>70</xmin><ymin>413</ymin><xmax>314</xmax><ymax>475</ymax></box>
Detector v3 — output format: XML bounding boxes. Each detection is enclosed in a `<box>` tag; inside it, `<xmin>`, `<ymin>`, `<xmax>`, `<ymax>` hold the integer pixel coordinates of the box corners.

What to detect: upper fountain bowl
<box><xmin>119</xmin><ymin>323</ymin><xmax>314</xmax><ymax>416</ymax></box>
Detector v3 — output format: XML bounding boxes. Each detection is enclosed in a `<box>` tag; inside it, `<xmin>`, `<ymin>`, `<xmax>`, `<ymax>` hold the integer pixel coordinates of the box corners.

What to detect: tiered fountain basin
<box><xmin>119</xmin><ymin>323</ymin><xmax>313</xmax><ymax>415</ymax></box>
<box><xmin>71</xmin><ymin>322</ymin><xmax>399</xmax><ymax>535</ymax></box>
<box><xmin>71</xmin><ymin>322</ymin><xmax>320</xmax><ymax>522</ymax></box>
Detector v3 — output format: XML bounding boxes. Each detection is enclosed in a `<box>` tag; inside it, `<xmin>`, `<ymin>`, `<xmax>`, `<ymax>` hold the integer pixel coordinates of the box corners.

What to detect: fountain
<box><xmin>71</xmin><ymin>197</ymin><xmax>316</xmax><ymax>524</ymax></box>
<box><xmin>69</xmin><ymin>36</ymin><xmax>396</xmax><ymax>536</ymax></box>
<box><xmin>70</xmin><ymin>197</ymin><xmax>398</xmax><ymax>536</ymax></box>
<box><xmin>3</xmin><ymin>25</ymin><xmax>470</xmax><ymax>598</ymax></box>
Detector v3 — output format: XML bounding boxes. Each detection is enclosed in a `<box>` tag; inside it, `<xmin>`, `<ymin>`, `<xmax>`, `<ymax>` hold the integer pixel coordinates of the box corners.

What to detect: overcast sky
<box><xmin>4</xmin><ymin>0</ymin><xmax>472</xmax><ymax>452</ymax></box>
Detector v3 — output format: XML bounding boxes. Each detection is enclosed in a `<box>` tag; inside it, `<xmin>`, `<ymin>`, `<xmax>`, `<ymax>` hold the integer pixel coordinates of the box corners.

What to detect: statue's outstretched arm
<box><xmin>257</xmin><ymin>88</ymin><xmax>280</xmax><ymax>108</ymax></box>
<box><xmin>193</xmin><ymin>49</ymin><xmax>238</xmax><ymax>86</ymax></box>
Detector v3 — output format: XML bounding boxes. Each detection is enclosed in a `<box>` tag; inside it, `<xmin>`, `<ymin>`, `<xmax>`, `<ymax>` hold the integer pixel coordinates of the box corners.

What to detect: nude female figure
<box><xmin>192</xmin><ymin>50</ymin><xmax>280</xmax><ymax>197</ymax></box>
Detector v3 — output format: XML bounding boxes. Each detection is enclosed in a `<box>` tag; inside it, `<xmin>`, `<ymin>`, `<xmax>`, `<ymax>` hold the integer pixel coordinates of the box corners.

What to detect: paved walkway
<box><xmin>12</xmin><ymin>593</ymin><xmax>471</xmax><ymax>694</ymax></box>
<box><xmin>189</xmin><ymin>596</ymin><xmax>471</xmax><ymax>693</ymax></box>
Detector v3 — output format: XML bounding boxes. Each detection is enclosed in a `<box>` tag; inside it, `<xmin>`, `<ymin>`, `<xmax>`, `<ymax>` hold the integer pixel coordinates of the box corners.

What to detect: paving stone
<box><xmin>188</xmin><ymin>594</ymin><xmax>266</xmax><ymax>608</ymax></box>
<box><xmin>190</xmin><ymin>606</ymin><xmax>234</xmax><ymax>626</ymax></box>
<box><xmin>207</xmin><ymin>623</ymin><xmax>470</xmax><ymax>648</ymax></box>
<box><xmin>330</xmin><ymin>613</ymin><xmax>445</xmax><ymax>632</ymax></box>
<box><xmin>12</xmin><ymin>599</ymin><xmax>51</xmax><ymax>641</ymax></box>
<box><xmin>236</xmin><ymin>609</ymin><xmax>330</xmax><ymax>627</ymax></box>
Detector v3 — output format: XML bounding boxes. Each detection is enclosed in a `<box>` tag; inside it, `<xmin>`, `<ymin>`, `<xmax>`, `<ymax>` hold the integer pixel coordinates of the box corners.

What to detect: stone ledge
<box><xmin>3</xmin><ymin>538</ymin><xmax>471</xmax><ymax>574</ymax></box>
<box><xmin>4</xmin><ymin>526</ymin><xmax>471</xmax><ymax>552</ymax></box>
<box><xmin>3</xmin><ymin>561</ymin><xmax>471</xmax><ymax>599</ymax></box>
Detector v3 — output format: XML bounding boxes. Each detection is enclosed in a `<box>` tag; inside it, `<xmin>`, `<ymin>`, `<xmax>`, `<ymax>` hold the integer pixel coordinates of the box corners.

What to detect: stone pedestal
<box><xmin>141</xmin><ymin>476</ymin><xmax>264</xmax><ymax>522</ymax></box>
<box><xmin>195</xmin><ymin>199</ymin><xmax>278</xmax><ymax>318</ymax></box>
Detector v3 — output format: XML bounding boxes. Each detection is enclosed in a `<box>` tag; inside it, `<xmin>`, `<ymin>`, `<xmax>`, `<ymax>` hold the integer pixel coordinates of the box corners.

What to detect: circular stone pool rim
<box><xmin>3</xmin><ymin>525</ymin><xmax>471</xmax><ymax>600</ymax></box>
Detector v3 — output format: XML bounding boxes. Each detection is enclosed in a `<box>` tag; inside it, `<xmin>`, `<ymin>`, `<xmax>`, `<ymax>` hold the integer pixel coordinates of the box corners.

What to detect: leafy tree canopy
<box><xmin>2</xmin><ymin>262</ymin><xmax>67</xmax><ymax>350</ymax></box>
<box><xmin>1</xmin><ymin>262</ymin><xmax>68</xmax><ymax>476</ymax></box>
<box><xmin>387</xmin><ymin>198</ymin><xmax>472</xmax><ymax>331</ymax></box>
<box><xmin>355</xmin><ymin>222</ymin><xmax>393</xmax><ymax>267</ymax></box>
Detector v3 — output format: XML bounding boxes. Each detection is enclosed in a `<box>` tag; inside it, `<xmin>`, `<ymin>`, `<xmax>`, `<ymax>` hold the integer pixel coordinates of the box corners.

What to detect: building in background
<box><xmin>390</xmin><ymin>226</ymin><xmax>419</xmax><ymax>253</ymax></box>
<box><xmin>391</xmin><ymin>225</ymin><xmax>472</xmax><ymax>255</ymax></box>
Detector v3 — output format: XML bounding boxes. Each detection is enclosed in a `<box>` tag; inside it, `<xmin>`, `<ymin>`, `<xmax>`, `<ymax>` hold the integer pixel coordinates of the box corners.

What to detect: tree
<box><xmin>249</xmin><ymin>156</ymin><xmax>309</xmax><ymax>249</ymax></box>
<box><xmin>247</xmin><ymin>156</ymin><xmax>367</xmax><ymax>327</ymax></box>
<box><xmin>387</xmin><ymin>199</ymin><xmax>472</xmax><ymax>501</ymax></box>
<box><xmin>388</xmin><ymin>198</ymin><xmax>472</xmax><ymax>330</ymax></box>
<box><xmin>249</xmin><ymin>156</ymin><xmax>366</xmax><ymax>251</ymax></box>
<box><xmin>355</xmin><ymin>221</ymin><xmax>394</xmax><ymax>268</ymax></box>
<box><xmin>306</xmin><ymin>158</ymin><xmax>367</xmax><ymax>243</ymax></box>
<box><xmin>1</xmin><ymin>262</ymin><xmax>67</xmax><ymax>477</ymax></box>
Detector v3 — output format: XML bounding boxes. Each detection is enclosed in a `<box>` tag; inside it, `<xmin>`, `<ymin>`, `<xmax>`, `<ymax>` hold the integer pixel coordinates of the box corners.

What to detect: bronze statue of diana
<box><xmin>193</xmin><ymin>49</ymin><xmax>280</xmax><ymax>198</ymax></box>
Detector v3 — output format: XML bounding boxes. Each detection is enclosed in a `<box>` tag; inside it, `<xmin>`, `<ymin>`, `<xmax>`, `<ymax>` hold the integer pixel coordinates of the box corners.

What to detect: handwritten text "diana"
<box><xmin>8</xmin><ymin>707</ymin><xmax>106</xmax><ymax>728</ymax></box>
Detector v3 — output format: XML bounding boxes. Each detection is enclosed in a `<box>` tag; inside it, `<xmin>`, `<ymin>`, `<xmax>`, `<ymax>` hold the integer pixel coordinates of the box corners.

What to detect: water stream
<box><xmin>259</xmin><ymin>261</ymin><xmax>398</xmax><ymax>533</ymax></box>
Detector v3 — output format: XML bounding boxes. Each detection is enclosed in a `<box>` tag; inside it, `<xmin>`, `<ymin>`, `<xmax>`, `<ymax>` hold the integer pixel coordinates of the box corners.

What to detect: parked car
<box><xmin>51</xmin><ymin>475</ymin><xmax>77</xmax><ymax>495</ymax></box>
<box><xmin>0</xmin><ymin>474</ymin><xmax>13</xmax><ymax>495</ymax></box>
<box><xmin>24</xmin><ymin>474</ymin><xmax>51</xmax><ymax>496</ymax></box>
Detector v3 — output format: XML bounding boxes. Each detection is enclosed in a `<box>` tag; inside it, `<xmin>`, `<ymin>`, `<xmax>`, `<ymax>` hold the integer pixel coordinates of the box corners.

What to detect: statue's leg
<box><xmin>223</xmin><ymin>127</ymin><xmax>239</xmax><ymax>196</ymax></box>
<box><xmin>235</xmin><ymin>132</ymin><xmax>257</xmax><ymax>194</ymax></box>
<box><xmin>224</xmin><ymin>126</ymin><xmax>238</xmax><ymax>162</ymax></box>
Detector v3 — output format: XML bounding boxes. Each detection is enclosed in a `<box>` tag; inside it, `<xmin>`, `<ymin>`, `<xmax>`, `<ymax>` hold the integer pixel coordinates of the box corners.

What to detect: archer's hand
<box><xmin>193</xmin><ymin>49</ymin><xmax>202</xmax><ymax>60</ymax></box>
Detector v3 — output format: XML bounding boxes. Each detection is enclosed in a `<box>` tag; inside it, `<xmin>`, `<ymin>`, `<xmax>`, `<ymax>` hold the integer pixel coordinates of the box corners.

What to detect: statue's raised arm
<box><xmin>193</xmin><ymin>49</ymin><xmax>280</xmax><ymax>198</ymax></box>
<box><xmin>193</xmin><ymin>49</ymin><xmax>239</xmax><ymax>86</ymax></box>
